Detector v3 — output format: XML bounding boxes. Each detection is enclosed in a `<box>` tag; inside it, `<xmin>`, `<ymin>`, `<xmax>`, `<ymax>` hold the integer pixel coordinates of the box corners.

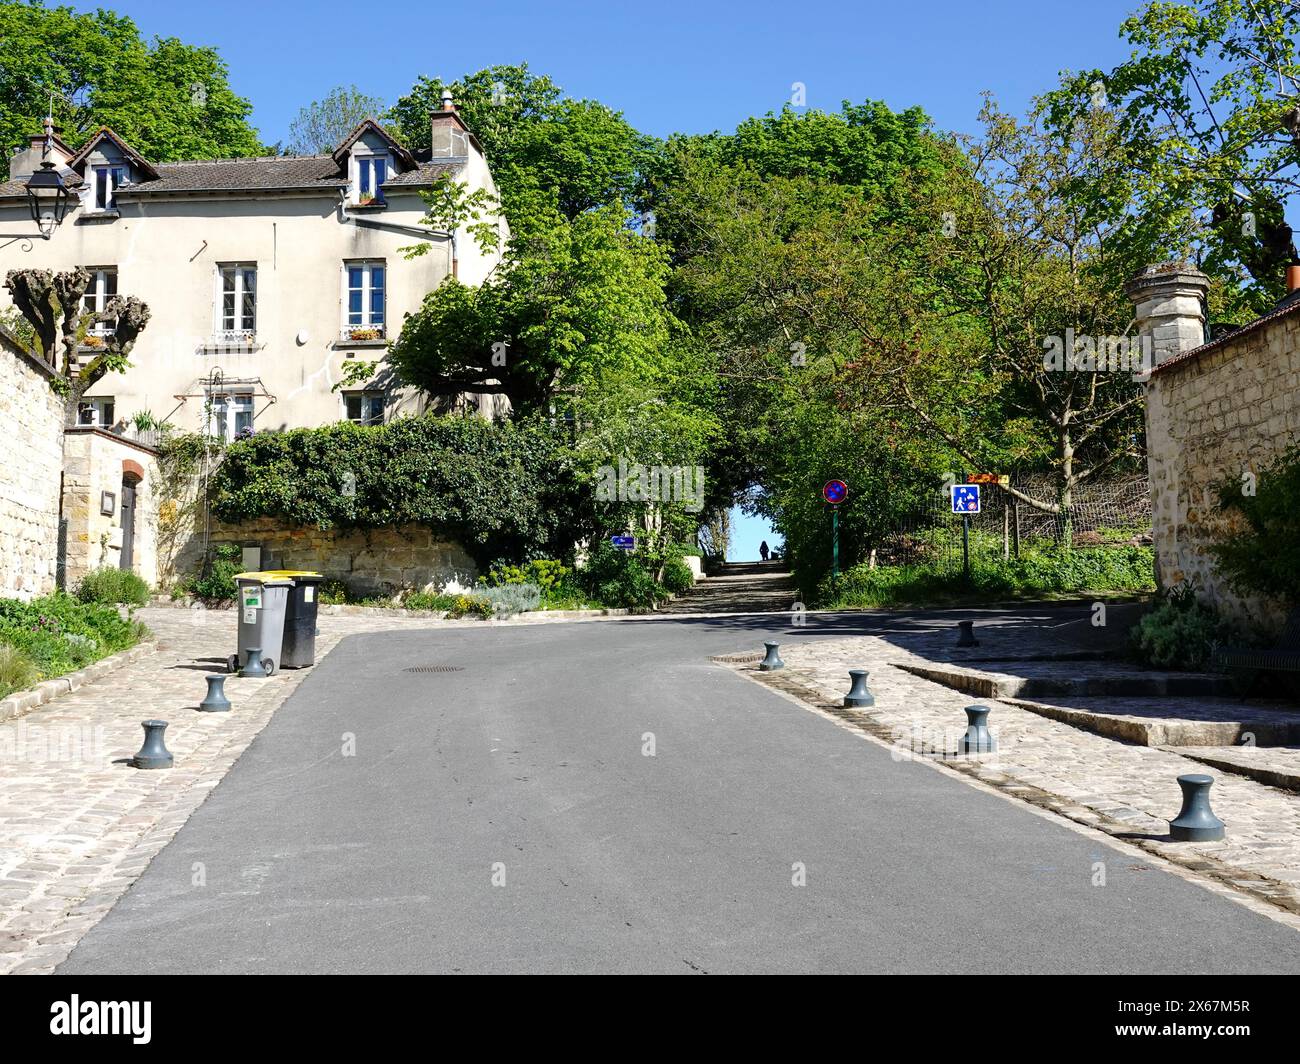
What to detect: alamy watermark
<box><xmin>595</xmin><ymin>459</ymin><xmax>705</xmax><ymax>512</ymax></box>
<box><xmin>0</xmin><ymin>722</ymin><xmax>107</xmax><ymax>764</ymax></box>
<box><xmin>1042</xmin><ymin>329</ymin><xmax>1152</xmax><ymax>380</ymax></box>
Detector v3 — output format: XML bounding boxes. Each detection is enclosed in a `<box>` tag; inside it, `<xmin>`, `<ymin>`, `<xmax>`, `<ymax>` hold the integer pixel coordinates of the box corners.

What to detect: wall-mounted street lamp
<box><xmin>26</xmin><ymin>160</ymin><xmax>74</xmax><ymax>237</ymax></box>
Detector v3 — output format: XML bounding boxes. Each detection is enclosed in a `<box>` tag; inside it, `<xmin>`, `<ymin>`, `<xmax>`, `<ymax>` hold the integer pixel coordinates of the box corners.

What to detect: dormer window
<box><xmin>354</xmin><ymin>155</ymin><xmax>388</xmax><ymax>205</ymax></box>
<box><xmin>92</xmin><ymin>165</ymin><xmax>128</xmax><ymax>210</ymax></box>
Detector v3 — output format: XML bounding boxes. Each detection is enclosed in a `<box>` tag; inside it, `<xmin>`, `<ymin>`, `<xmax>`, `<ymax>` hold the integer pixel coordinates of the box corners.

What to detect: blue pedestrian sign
<box><xmin>951</xmin><ymin>484</ymin><xmax>981</xmax><ymax>514</ymax></box>
<box><xmin>610</xmin><ymin>535</ymin><xmax>635</xmax><ymax>550</ymax></box>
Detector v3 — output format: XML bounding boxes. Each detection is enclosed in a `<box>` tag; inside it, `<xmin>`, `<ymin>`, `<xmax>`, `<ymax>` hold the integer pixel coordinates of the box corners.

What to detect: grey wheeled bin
<box><xmin>227</xmin><ymin>572</ymin><xmax>293</xmax><ymax>676</ymax></box>
<box><xmin>279</xmin><ymin>571</ymin><xmax>324</xmax><ymax>668</ymax></box>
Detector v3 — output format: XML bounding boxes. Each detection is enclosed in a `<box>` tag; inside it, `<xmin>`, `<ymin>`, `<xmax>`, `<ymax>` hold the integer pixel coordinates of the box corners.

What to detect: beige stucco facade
<box><xmin>0</xmin><ymin>111</ymin><xmax>506</xmax><ymax>437</ymax></box>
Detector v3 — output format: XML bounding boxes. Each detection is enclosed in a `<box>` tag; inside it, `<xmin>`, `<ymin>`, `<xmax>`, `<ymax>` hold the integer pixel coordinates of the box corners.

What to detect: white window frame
<box><xmin>215</xmin><ymin>263</ymin><xmax>257</xmax><ymax>343</ymax></box>
<box><xmin>206</xmin><ymin>391</ymin><xmax>255</xmax><ymax>443</ymax></box>
<box><xmin>342</xmin><ymin>391</ymin><xmax>386</xmax><ymax>426</ymax></box>
<box><xmin>81</xmin><ymin>267</ymin><xmax>118</xmax><ymax>335</ymax></box>
<box><xmin>352</xmin><ymin>154</ymin><xmax>389</xmax><ymax>205</ymax></box>
<box><xmin>76</xmin><ymin>397</ymin><xmax>116</xmax><ymax>428</ymax></box>
<box><xmin>92</xmin><ymin>165</ymin><xmax>128</xmax><ymax>211</ymax></box>
<box><xmin>342</xmin><ymin>260</ymin><xmax>386</xmax><ymax>339</ymax></box>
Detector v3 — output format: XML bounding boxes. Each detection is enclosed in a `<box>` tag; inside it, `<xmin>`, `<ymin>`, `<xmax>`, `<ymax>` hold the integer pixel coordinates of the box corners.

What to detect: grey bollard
<box><xmin>759</xmin><ymin>641</ymin><xmax>785</xmax><ymax>671</ymax></box>
<box><xmin>956</xmin><ymin>620</ymin><xmax>980</xmax><ymax>648</ymax></box>
<box><xmin>198</xmin><ymin>674</ymin><xmax>231</xmax><ymax>712</ymax></box>
<box><xmin>241</xmin><ymin>646</ymin><xmax>269</xmax><ymax>679</ymax></box>
<box><xmin>1169</xmin><ymin>774</ymin><xmax>1226</xmax><ymax>841</ymax></box>
<box><xmin>958</xmin><ymin>705</ymin><xmax>996</xmax><ymax>754</ymax></box>
<box><xmin>843</xmin><ymin>669</ymin><xmax>875</xmax><ymax>708</ymax></box>
<box><xmin>132</xmin><ymin>720</ymin><xmax>174</xmax><ymax>769</ymax></box>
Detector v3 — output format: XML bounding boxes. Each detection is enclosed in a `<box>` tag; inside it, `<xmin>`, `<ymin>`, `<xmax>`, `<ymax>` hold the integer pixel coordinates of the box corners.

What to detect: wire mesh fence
<box><xmin>870</xmin><ymin>474</ymin><xmax>1153</xmax><ymax>570</ymax></box>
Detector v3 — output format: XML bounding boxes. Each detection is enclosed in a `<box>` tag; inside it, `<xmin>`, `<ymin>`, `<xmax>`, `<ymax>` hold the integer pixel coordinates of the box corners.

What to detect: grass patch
<box><xmin>0</xmin><ymin>593</ymin><xmax>149</xmax><ymax>695</ymax></box>
<box><xmin>0</xmin><ymin>644</ymin><xmax>40</xmax><ymax>700</ymax></box>
<box><xmin>819</xmin><ymin>545</ymin><xmax>1156</xmax><ymax>608</ymax></box>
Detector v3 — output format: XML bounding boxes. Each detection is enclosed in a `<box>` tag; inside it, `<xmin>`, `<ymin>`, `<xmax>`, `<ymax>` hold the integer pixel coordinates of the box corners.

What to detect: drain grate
<box><xmin>710</xmin><ymin>653</ymin><xmax>763</xmax><ymax>664</ymax></box>
<box><xmin>404</xmin><ymin>665</ymin><xmax>464</xmax><ymax>674</ymax></box>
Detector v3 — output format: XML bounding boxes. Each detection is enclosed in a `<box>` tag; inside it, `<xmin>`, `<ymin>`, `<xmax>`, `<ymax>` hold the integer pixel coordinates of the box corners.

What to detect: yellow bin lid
<box><xmin>234</xmin><ymin>571</ymin><xmax>298</xmax><ymax>585</ymax></box>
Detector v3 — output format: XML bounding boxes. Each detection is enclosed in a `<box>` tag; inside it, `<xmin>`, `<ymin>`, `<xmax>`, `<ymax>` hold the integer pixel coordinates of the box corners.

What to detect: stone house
<box><xmin>0</xmin><ymin>96</ymin><xmax>506</xmax><ymax>438</ymax></box>
<box><xmin>0</xmin><ymin>97</ymin><xmax>505</xmax><ymax>598</ymax></box>
<box><xmin>1128</xmin><ymin>263</ymin><xmax>1300</xmax><ymax>630</ymax></box>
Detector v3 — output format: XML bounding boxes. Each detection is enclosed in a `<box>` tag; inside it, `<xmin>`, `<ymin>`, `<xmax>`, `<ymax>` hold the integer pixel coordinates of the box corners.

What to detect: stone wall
<box><xmin>60</xmin><ymin>429</ymin><xmax>161</xmax><ymax>590</ymax></box>
<box><xmin>1144</xmin><ymin>308</ymin><xmax>1300</xmax><ymax>630</ymax></box>
<box><xmin>0</xmin><ymin>345</ymin><xmax>65</xmax><ymax>599</ymax></box>
<box><xmin>179</xmin><ymin>519</ymin><xmax>477</xmax><ymax>597</ymax></box>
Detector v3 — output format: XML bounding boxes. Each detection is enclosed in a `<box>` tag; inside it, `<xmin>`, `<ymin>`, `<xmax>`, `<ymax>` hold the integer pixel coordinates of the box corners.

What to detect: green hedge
<box><xmin>209</xmin><ymin>416</ymin><xmax>588</xmax><ymax>566</ymax></box>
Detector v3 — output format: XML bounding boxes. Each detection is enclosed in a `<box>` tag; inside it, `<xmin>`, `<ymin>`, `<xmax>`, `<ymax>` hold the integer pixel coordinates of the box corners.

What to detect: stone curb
<box><xmin>1170</xmin><ymin>749</ymin><xmax>1300</xmax><ymax>796</ymax></box>
<box><xmin>150</xmin><ymin>597</ymin><xmax>630</xmax><ymax>622</ymax></box>
<box><xmin>0</xmin><ymin>641</ymin><xmax>158</xmax><ymax>725</ymax></box>
<box><xmin>997</xmin><ymin>694</ymin><xmax>1300</xmax><ymax>748</ymax></box>
<box><xmin>896</xmin><ymin>660</ymin><xmax>1236</xmax><ymax>701</ymax></box>
<box><xmin>735</xmin><ymin>663</ymin><xmax>1300</xmax><ymax>922</ymax></box>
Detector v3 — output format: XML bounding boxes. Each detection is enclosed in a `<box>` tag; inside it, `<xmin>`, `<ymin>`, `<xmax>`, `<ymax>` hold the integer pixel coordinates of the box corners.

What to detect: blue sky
<box><xmin>71</xmin><ymin>0</ymin><xmax>1147</xmax><ymax>561</ymax></box>
<box><xmin>75</xmin><ymin>0</ymin><xmax>1142</xmax><ymax>146</ymax></box>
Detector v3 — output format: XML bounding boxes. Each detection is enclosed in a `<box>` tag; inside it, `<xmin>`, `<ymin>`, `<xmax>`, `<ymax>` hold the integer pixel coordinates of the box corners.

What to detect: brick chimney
<box><xmin>8</xmin><ymin>117</ymin><xmax>73</xmax><ymax>180</ymax></box>
<box><xmin>430</xmin><ymin>90</ymin><xmax>470</xmax><ymax>159</ymax></box>
<box><xmin>1124</xmin><ymin>263</ymin><xmax>1211</xmax><ymax>367</ymax></box>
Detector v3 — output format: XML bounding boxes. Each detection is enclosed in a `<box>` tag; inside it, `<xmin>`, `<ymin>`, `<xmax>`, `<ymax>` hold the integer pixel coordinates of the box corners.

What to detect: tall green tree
<box><xmin>287</xmin><ymin>85</ymin><xmax>386</xmax><ymax>155</ymax></box>
<box><xmin>0</xmin><ymin>0</ymin><xmax>262</xmax><ymax>178</ymax></box>
<box><xmin>390</xmin><ymin>203</ymin><xmax>685</xmax><ymax>414</ymax></box>
<box><xmin>1047</xmin><ymin>0</ymin><xmax>1300</xmax><ymax>315</ymax></box>
<box><xmin>649</xmin><ymin>100</ymin><xmax>962</xmax><ymax>527</ymax></box>
<box><xmin>387</xmin><ymin>64</ymin><xmax>652</xmax><ymax>226</ymax></box>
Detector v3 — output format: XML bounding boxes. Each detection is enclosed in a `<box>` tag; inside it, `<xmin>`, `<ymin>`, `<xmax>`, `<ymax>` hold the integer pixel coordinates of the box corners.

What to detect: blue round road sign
<box><xmin>823</xmin><ymin>480</ymin><xmax>847</xmax><ymax>505</ymax></box>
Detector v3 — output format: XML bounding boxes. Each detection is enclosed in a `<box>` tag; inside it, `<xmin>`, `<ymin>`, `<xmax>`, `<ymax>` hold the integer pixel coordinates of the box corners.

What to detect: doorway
<box><xmin>120</xmin><ymin>476</ymin><xmax>137</xmax><ymax>571</ymax></box>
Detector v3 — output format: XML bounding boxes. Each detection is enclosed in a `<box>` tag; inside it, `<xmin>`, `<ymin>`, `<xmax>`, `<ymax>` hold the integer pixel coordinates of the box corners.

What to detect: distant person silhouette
<box><xmin>759</xmin><ymin>540</ymin><xmax>770</xmax><ymax>562</ymax></box>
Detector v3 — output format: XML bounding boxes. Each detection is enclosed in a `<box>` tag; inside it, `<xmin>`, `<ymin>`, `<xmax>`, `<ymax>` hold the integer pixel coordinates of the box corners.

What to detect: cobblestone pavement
<box><xmin>745</xmin><ymin>636</ymin><xmax>1300</xmax><ymax>927</ymax></box>
<box><xmin>0</xmin><ymin>605</ymin><xmax>494</xmax><ymax>975</ymax></box>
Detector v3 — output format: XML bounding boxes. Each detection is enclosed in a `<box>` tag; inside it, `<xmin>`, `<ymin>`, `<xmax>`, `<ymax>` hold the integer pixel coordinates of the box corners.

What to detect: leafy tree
<box><xmin>287</xmin><ymin>84</ymin><xmax>387</xmax><ymax>155</ymax></box>
<box><xmin>0</xmin><ymin>0</ymin><xmax>262</xmax><ymax>177</ymax></box>
<box><xmin>387</xmin><ymin>64</ymin><xmax>652</xmax><ymax>225</ymax></box>
<box><xmin>649</xmin><ymin>100</ymin><xmax>961</xmax><ymax>513</ymax></box>
<box><xmin>390</xmin><ymin>204</ymin><xmax>681</xmax><ymax>414</ymax></box>
<box><xmin>1046</xmin><ymin>0</ymin><xmax>1300</xmax><ymax>315</ymax></box>
<box><xmin>3</xmin><ymin>266</ymin><xmax>150</xmax><ymax>425</ymax></box>
<box><xmin>887</xmin><ymin>97</ymin><xmax>1176</xmax><ymax>519</ymax></box>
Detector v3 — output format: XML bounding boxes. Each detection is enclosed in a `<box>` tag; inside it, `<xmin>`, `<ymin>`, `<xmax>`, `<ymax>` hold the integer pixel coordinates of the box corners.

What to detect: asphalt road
<box><xmin>60</xmin><ymin>610</ymin><xmax>1300</xmax><ymax>974</ymax></box>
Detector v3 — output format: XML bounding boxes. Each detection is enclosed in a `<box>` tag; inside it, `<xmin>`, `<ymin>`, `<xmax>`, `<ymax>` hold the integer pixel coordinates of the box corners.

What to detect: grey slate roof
<box><xmin>0</xmin><ymin>171</ymin><xmax>83</xmax><ymax>199</ymax></box>
<box><xmin>0</xmin><ymin>156</ymin><xmax>461</xmax><ymax>200</ymax></box>
<box><xmin>124</xmin><ymin>155</ymin><xmax>348</xmax><ymax>194</ymax></box>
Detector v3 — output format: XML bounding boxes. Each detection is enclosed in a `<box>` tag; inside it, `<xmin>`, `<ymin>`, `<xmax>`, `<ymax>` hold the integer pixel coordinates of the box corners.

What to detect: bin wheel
<box><xmin>227</xmin><ymin>654</ymin><xmax>239</xmax><ymax>674</ymax></box>
<box><xmin>262</xmin><ymin>658</ymin><xmax>277</xmax><ymax>677</ymax></box>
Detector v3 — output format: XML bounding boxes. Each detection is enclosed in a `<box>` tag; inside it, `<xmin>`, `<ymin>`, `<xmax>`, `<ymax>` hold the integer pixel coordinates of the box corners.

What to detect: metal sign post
<box><xmin>951</xmin><ymin>481</ymin><xmax>980</xmax><ymax>583</ymax></box>
<box><xmin>832</xmin><ymin>506</ymin><xmax>840</xmax><ymax>590</ymax></box>
<box><xmin>823</xmin><ymin>481</ymin><xmax>847</xmax><ymax>593</ymax></box>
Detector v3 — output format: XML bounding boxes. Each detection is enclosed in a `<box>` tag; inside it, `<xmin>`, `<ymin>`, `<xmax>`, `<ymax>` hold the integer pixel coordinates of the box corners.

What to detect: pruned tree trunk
<box><xmin>3</xmin><ymin>267</ymin><xmax>150</xmax><ymax>428</ymax></box>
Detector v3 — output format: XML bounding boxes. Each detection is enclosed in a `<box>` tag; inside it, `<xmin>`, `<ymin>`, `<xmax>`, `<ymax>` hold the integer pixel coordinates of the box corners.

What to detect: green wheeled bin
<box><xmin>228</xmin><ymin>572</ymin><xmax>293</xmax><ymax>676</ymax></box>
